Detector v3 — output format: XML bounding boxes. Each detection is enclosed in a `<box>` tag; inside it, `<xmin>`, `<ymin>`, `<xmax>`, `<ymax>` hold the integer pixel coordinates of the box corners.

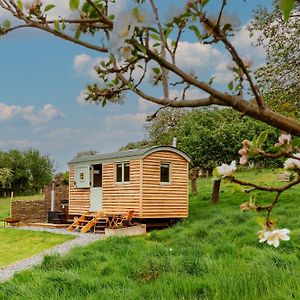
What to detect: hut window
<box><xmin>160</xmin><ymin>163</ymin><xmax>170</xmax><ymax>183</ymax></box>
<box><xmin>116</xmin><ymin>162</ymin><xmax>130</xmax><ymax>183</ymax></box>
<box><xmin>79</xmin><ymin>172</ymin><xmax>84</xmax><ymax>181</ymax></box>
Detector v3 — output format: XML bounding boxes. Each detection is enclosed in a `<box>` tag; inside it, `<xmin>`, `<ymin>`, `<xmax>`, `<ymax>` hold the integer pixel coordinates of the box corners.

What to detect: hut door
<box><xmin>90</xmin><ymin>164</ymin><xmax>102</xmax><ymax>211</ymax></box>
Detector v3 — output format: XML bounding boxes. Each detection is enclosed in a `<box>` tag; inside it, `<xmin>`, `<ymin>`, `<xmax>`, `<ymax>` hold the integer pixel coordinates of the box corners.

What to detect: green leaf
<box><xmin>135</xmin><ymin>43</ymin><xmax>147</xmax><ymax>54</ymax></box>
<box><xmin>152</xmin><ymin>67</ymin><xmax>160</xmax><ymax>75</ymax></box>
<box><xmin>279</xmin><ymin>0</ymin><xmax>295</xmax><ymax>21</ymax></box>
<box><xmin>256</xmin><ymin>131</ymin><xmax>268</xmax><ymax>148</ymax></box>
<box><xmin>150</xmin><ymin>34</ymin><xmax>160</xmax><ymax>41</ymax></box>
<box><xmin>152</xmin><ymin>42</ymin><xmax>160</xmax><ymax>47</ymax></box>
<box><xmin>44</xmin><ymin>4</ymin><xmax>55</xmax><ymax>12</ymax></box>
<box><xmin>17</xmin><ymin>0</ymin><xmax>23</xmax><ymax>12</ymax></box>
<box><xmin>228</xmin><ymin>81</ymin><xmax>233</xmax><ymax>91</ymax></box>
<box><xmin>208</xmin><ymin>76</ymin><xmax>215</xmax><ymax>86</ymax></box>
<box><xmin>188</xmin><ymin>25</ymin><xmax>203</xmax><ymax>41</ymax></box>
<box><xmin>75</xmin><ymin>28</ymin><xmax>81</xmax><ymax>39</ymax></box>
<box><xmin>54</xmin><ymin>20</ymin><xmax>60</xmax><ymax>31</ymax></box>
<box><xmin>69</xmin><ymin>0</ymin><xmax>79</xmax><ymax>11</ymax></box>
<box><xmin>3</xmin><ymin>20</ymin><xmax>10</xmax><ymax>28</ymax></box>
<box><xmin>61</xmin><ymin>19</ymin><xmax>66</xmax><ymax>30</ymax></box>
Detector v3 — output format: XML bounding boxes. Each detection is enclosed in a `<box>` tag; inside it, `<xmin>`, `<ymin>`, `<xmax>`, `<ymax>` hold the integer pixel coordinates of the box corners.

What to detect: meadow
<box><xmin>1</xmin><ymin>169</ymin><xmax>300</xmax><ymax>299</ymax></box>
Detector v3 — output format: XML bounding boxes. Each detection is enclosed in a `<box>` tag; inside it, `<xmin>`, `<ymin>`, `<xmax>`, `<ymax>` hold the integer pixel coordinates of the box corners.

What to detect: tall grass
<box><xmin>1</xmin><ymin>169</ymin><xmax>300</xmax><ymax>299</ymax></box>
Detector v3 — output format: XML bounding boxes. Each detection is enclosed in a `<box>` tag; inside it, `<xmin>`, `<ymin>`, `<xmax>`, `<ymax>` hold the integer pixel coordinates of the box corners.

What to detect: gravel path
<box><xmin>0</xmin><ymin>226</ymin><xmax>106</xmax><ymax>282</ymax></box>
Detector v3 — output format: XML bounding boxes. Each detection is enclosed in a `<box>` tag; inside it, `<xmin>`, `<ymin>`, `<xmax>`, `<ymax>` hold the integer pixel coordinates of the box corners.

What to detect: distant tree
<box><xmin>0</xmin><ymin>167</ymin><xmax>13</xmax><ymax>196</ymax></box>
<box><xmin>145</xmin><ymin>108</ymin><xmax>186</xmax><ymax>146</ymax></box>
<box><xmin>24</xmin><ymin>149</ymin><xmax>53</xmax><ymax>193</ymax></box>
<box><xmin>249</xmin><ymin>1</ymin><xmax>300</xmax><ymax>118</ymax></box>
<box><xmin>0</xmin><ymin>149</ymin><xmax>53</xmax><ymax>194</ymax></box>
<box><xmin>75</xmin><ymin>150</ymin><xmax>98</xmax><ymax>158</ymax></box>
<box><xmin>119</xmin><ymin>140</ymin><xmax>150</xmax><ymax>151</ymax></box>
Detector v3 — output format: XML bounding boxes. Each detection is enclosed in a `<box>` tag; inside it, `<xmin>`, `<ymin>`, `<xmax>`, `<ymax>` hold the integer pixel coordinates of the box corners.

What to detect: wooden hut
<box><xmin>68</xmin><ymin>146</ymin><xmax>190</xmax><ymax>221</ymax></box>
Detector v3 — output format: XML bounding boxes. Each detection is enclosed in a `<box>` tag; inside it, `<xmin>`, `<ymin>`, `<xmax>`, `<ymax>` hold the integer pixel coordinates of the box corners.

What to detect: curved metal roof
<box><xmin>68</xmin><ymin>146</ymin><xmax>191</xmax><ymax>164</ymax></box>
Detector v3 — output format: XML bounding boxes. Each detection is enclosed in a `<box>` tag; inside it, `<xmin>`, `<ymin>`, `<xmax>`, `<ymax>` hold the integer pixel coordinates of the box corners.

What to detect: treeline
<box><xmin>0</xmin><ymin>149</ymin><xmax>53</xmax><ymax>196</ymax></box>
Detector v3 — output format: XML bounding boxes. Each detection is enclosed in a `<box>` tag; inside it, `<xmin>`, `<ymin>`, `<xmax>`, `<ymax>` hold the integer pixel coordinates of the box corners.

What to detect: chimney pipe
<box><xmin>172</xmin><ymin>137</ymin><xmax>177</xmax><ymax>147</ymax></box>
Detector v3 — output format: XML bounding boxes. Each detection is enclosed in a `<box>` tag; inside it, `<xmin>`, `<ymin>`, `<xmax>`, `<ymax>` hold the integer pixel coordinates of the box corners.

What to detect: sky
<box><xmin>0</xmin><ymin>0</ymin><xmax>272</xmax><ymax>172</ymax></box>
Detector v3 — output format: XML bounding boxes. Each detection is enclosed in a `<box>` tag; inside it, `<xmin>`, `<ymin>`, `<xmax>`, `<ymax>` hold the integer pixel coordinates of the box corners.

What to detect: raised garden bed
<box><xmin>105</xmin><ymin>224</ymin><xmax>146</xmax><ymax>237</ymax></box>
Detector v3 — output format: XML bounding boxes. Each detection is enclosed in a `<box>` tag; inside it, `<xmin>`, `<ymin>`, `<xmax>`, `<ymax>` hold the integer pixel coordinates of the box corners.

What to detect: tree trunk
<box><xmin>189</xmin><ymin>166</ymin><xmax>200</xmax><ymax>194</ymax></box>
<box><xmin>211</xmin><ymin>179</ymin><xmax>221</xmax><ymax>204</ymax></box>
<box><xmin>191</xmin><ymin>177</ymin><xmax>197</xmax><ymax>193</ymax></box>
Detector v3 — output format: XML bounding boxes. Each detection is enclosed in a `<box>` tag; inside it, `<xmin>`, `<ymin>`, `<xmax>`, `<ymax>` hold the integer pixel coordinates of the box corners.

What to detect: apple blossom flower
<box><xmin>119</xmin><ymin>44</ymin><xmax>134</xmax><ymax>60</ymax></box>
<box><xmin>239</xmin><ymin>155</ymin><xmax>248</xmax><ymax>165</ymax></box>
<box><xmin>284</xmin><ymin>153</ymin><xmax>300</xmax><ymax>170</ymax></box>
<box><xmin>257</xmin><ymin>230</ymin><xmax>268</xmax><ymax>243</ymax></box>
<box><xmin>216</xmin><ymin>161</ymin><xmax>237</xmax><ymax>178</ymax></box>
<box><xmin>257</xmin><ymin>228</ymin><xmax>290</xmax><ymax>247</ymax></box>
<box><xmin>278</xmin><ymin>133</ymin><xmax>291</xmax><ymax>144</ymax></box>
<box><xmin>275</xmin><ymin>133</ymin><xmax>292</xmax><ymax>147</ymax></box>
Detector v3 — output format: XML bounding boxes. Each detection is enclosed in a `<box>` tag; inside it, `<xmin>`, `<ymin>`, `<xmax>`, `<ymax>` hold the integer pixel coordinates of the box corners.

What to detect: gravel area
<box><xmin>0</xmin><ymin>226</ymin><xmax>106</xmax><ymax>282</ymax></box>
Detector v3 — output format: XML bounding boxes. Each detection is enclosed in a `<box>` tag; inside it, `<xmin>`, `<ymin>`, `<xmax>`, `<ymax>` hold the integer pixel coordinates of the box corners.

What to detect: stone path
<box><xmin>0</xmin><ymin>226</ymin><xmax>105</xmax><ymax>282</ymax></box>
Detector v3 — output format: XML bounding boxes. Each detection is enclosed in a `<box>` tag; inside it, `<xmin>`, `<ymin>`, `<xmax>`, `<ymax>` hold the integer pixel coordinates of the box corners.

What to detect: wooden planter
<box><xmin>105</xmin><ymin>224</ymin><xmax>146</xmax><ymax>237</ymax></box>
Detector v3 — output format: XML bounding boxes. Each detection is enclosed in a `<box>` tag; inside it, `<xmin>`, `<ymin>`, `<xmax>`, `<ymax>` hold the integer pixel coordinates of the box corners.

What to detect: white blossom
<box><xmin>284</xmin><ymin>153</ymin><xmax>300</xmax><ymax>170</ymax></box>
<box><xmin>239</xmin><ymin>155</ymin><xmax>248</xmax><ymax>165</ymax></box>
<box><xmin>216</xmin><ymin>161</ymin><xmax>237</xmax><ymax>177</ymax></box>
<box><xmin>119</xmin><ymin>44</ymin><xmax>134</xmax><ymax>60</ymax></box>
<box><xmin>278</xmin><ymin>133</ymin><xmax>291</xmax><ymax>145</ymax></box>
<box><xmin>257</xmin><ymin>228</ymin><xmax>290</xmax><ymax>248</ymax></box>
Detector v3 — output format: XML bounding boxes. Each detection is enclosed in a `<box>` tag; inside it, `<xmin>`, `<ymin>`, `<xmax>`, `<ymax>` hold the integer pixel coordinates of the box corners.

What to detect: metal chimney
<box><xmin>172</xmin><ymin>137</ymin><xmax>177</xmax><ymax>147</ymax></box>
<box><xmin>50</xmin><ymin>179</ymin><xmax>55</xmax><ymax>211</ymax></box>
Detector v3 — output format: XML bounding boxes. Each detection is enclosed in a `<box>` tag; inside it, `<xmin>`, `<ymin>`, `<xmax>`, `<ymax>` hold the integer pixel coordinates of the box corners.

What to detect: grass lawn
<box><xmin>0</xmin><ymin>228</ymin><xmax>74</xmax><ymax>268</ymax></box>
<box><xmin>1</xmin><ymin>169</ymin><xmax>300</xmax><ymax>299</ymax></box>
<box><xmin>0</xmin><ymin>194</ymin><xmax>43</xmax><ymax>222</ymax></box>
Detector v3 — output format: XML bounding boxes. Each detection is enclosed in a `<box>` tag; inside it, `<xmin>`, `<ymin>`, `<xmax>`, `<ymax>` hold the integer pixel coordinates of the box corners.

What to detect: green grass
<box><xmin>1</xmin><ymin>169</ymin><xmax>300</xmax><ymax>299</ymax></box>
<box><xmin>0</xmin><ymin>228</ymin><xmax>74</xmax><ymax>267</ymax></box>
<box><xmin>0</xmin><ymin>194</ymin><xmax>43</xmax><ymax>222</ymax></box>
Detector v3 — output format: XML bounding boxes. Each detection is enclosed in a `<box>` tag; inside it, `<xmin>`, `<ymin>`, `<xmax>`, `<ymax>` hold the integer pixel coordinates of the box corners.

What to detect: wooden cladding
<box><xmin>102</xmin><ymin>160</ymin><xmax>141</xmax><ymax>218</ymax></box>
<box><xmin>69</xmin><ymin>149</ymin><xmax>189</xmax><ymax>219</ymax></box>
<box><xmin>142</xmin><ymin>151</ymin><xmax>189</xmax><ymax>218</ymax></box>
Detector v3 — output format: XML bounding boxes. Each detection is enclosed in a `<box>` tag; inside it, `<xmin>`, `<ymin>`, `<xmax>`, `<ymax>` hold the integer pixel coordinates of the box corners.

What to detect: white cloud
<box><xmin>231</xmin><ymin>23</ymin><xmax>266</xmax><ymax>68</ymax></box>
<box><xmin>0</xmin><ymin>102</ymin><xmax>63</xmax><ymax>125</ymax></box>
<box><xmin>175</xmin><ymin>40</ymin><xmax>226</xmax><ymax>72</ymax></box>
<box><xmin>105</xmin><ymin>113</ymin><xmax>147</xmax><ymax>128</ymax></box>
<box><xmin>138</xmin><ymin>97</ymin><xmax>159</xmax><ymax>113</ymax></box>
<box><xmin>73</xmin><ymin>53</ymin><xmax>103</xmax><ymax>80</ymax></box>
<box><xmin>24</xmin><ymin>104</ymin><xmax>64</xmax><ymax>125</ymax></box>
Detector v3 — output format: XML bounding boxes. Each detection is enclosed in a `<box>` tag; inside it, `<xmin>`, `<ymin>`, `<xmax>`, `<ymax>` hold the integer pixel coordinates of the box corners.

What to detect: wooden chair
<box><xmin>106</xmin><ymin>210</ymin><xmax>135</xmax><ymax>229</ymax></box>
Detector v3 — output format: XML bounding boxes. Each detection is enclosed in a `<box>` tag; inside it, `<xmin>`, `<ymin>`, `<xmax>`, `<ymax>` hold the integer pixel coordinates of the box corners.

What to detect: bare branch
<box><xmin>231</xmin><ymin>175</ymin><xmax>300</xmax><ymax>193</ymax></box>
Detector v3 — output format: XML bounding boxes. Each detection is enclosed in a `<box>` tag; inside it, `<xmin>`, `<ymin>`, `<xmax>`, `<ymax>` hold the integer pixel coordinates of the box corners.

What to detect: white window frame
<box><xmin>115</xmin><ymin>162</ymin><xmax>130</xmax><ymax>184</ymax></box>
<box><xmin>160</xmin><ymin>162</ymin><xmax>171</xmax><ymax>184</ymax></box>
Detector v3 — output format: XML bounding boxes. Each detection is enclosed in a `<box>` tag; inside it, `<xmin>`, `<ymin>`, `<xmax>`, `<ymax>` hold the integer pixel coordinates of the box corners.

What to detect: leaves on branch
<box><xmin>279</xmin><ymin>0</ymin><xmax>295</xmax><ymax>21</ymax></box>
<box><xmin>44</xmin><ymin>4</ymin><xmax>55</xmax><ymax>12</ymax></box>
<box><xmin>69</xmin><ymin>0</ymin><xmax>80</xmax><ymax>11</ymax></box>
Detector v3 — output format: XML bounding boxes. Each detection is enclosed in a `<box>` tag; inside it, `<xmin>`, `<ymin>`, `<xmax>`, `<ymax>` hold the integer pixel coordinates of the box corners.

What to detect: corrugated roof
<box><xmin>68</xmin><ymin>146</ymin><xmax>190</xmax><ymax>164</ymax></box>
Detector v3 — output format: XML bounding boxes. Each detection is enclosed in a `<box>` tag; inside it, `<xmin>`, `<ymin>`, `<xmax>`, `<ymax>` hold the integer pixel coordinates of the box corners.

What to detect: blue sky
<box><xmin>0</xmin><ymin>0</ymin><xmax>272</xmax><ymax>172</ymax></box>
